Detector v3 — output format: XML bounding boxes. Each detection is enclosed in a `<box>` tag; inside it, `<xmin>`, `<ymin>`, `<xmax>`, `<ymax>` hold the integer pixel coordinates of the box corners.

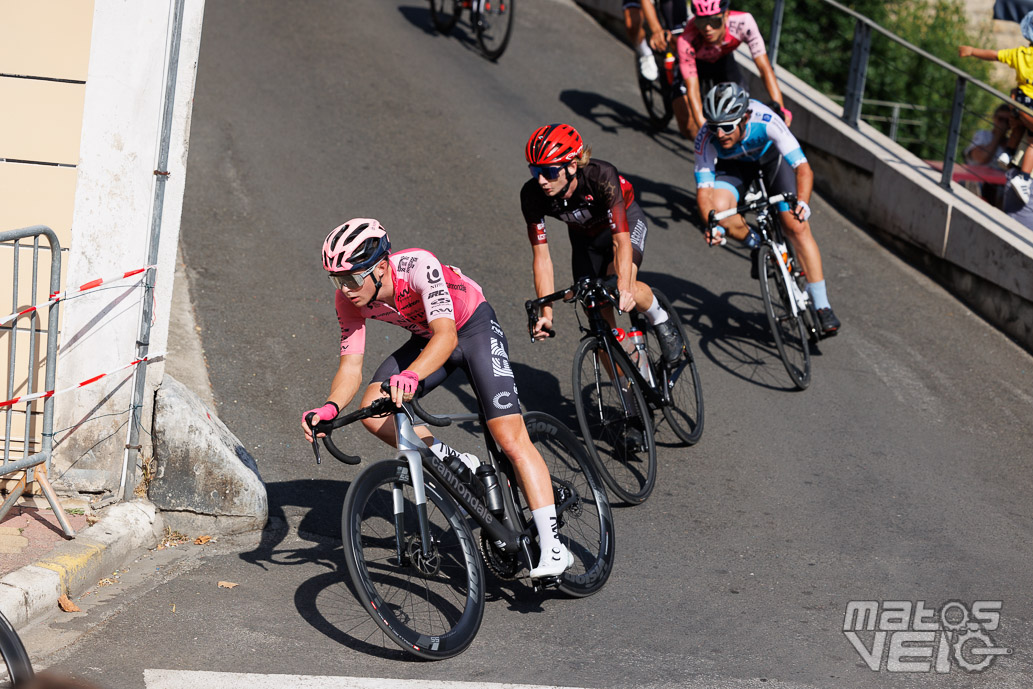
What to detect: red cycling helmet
<box><xmin>692</xmin><ymin>0</ymin><xmax>729</xmax><ymax>16</ymax></box>
<box><xmin>525</xmin><ymin>124</ymin><xmax>584</xmax><ymax>166</ymax></box>
<box><xmin>322</xmin><ymin>218</ymin><xmax>391</xmax><ymax>273</ymax></box>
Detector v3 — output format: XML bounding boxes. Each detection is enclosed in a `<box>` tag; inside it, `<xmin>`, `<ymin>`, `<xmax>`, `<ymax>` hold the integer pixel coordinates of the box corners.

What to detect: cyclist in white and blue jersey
<box><xmin>694</xmin><ymin>82</ymin><xmax>840</xmax><ymax>335</ymax></box>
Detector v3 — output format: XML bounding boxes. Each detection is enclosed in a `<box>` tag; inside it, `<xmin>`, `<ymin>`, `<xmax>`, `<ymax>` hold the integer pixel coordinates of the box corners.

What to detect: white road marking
<box><xmin>143</xmin><ymin>670</ymin><xmax>587</xmax><ymax>689</ymax></box>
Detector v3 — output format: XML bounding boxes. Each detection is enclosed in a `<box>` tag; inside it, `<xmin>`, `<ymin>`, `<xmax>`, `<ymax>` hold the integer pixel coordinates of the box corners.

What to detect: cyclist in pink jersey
<box><xmin>302</xmin><ymin>219</ymin><xmax>573</xmax><ymax>578</ymax></box>
<box><xmin>675</xmin><ymin>0</ymin><xmax>791</xmax><ymax>139</ymax></box>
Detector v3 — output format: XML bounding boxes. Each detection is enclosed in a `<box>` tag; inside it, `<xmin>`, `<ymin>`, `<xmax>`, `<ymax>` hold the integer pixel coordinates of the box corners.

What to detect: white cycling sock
<box><xmin>637</xmin><ymin>38</ymin><xmax>653</xmax><ymax>57</ymax></box>
<box><xmin>531</xmin><ymin>504</ymin><xmax>562</xmax><ymax>554</ymax></box>
<box><xmin>806</xmin><ymin>280</ymin><xmax>830</xmax><ymax>310</ymax></box>
<box><xmin>642</xmin><ymin>294</ymin><xmax>669</xmax><ymax>326</ymax></box>
<box><xmin>428</xmin><ymin>439</ymin><xmax>480</xmax><ymax>471</ymax></box>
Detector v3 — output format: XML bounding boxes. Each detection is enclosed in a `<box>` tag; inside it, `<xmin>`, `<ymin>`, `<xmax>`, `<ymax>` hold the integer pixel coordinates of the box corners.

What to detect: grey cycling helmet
<box><xmin>702</xmin><ymin>82</ymin><xmax>750</xmax><ymax>123</ymax></box>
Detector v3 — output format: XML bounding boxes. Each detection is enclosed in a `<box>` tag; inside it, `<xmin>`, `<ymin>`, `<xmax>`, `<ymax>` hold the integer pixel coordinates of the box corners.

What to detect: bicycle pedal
<box><xmin>529</xmin><ymin>574</ymin><xmax>564</xmax><ymax>592</ymax></box>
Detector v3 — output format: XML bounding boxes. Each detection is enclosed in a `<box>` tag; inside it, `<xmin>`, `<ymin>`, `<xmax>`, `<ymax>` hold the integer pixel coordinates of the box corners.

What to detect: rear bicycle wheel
<box><xmin>342</xmin><ymin>459</ymin><xmax>485</xmax><ymax>660</ymax></box>
<box><xmin>474</xmin><ymin>0</ymin><xmax>513</xmax><ymax>60</ymax></box>
<box><xmin>430</xmin><ymin>0</ymin><xmax>460</xmax><ymax>34</ymax></box>
<box><xmin>572</xmin><ymin>336</ymin><xmax>657</xmax><ymax>504</ymax></box>
<box><xmin>757</xmin><ymin>244</ymin><xmax>811</xmax><ymax>390</ymax></box>
<box><xmin>523</xmin><ymin>411</ymin><xmax>615</xmax><ymax>597</ymax></box>
<box><xmin>635</xmin><ymin>288</ymin><xmax>704</xmax><ymax>445</ymax></box>
<box><xmin>638</xmin><ymin>58</ymin><xmax>674</xmax><ymax>131</ymax></box>
<box><xmin>0</xmin><ymin>612</ymin><xmax>32</xmax><ymax>687</ymax></box>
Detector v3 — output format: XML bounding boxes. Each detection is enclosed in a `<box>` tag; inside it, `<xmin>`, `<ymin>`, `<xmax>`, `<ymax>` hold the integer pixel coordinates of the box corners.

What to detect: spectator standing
<box><xmin>960</xmin><ymin>11</ymin><xmax>1033</xmax><ymax>203</ymax></box>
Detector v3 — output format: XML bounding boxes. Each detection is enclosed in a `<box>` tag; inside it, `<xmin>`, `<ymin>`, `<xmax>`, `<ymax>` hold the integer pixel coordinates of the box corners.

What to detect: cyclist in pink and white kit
<box><xmin>301</xmin><ymin>219</ymin><xmax>573</xmax><ymax>579</ymax></box>
<box><xmin>676</xmin><ymin>0</ymin><xmax>791</xmax><ymax>139</ymax></box>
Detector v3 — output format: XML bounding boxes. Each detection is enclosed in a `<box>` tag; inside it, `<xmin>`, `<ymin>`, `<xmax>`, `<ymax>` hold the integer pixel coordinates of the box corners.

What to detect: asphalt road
<box><xmin>29</xmin><ymin>0</ymin><xmax>1033</xmax><ymax>687</ymax></box>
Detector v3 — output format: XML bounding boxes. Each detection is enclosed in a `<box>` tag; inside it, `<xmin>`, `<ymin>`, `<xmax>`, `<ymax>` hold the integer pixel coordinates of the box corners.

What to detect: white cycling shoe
<box><xmin>638</xmin><ymin>53</ymin><xmax>658</xmax><ymax>82</ymax></box>
<box><xmin>529</xmin><ymin>543</ymin><xmax>573</xmax><ymax>579</ymax></box>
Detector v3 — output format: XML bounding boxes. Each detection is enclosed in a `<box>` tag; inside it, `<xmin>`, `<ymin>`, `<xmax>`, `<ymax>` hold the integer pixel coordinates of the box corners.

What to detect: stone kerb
<box><xmin>149</xmin><ymin>375</ymin><xmax>268</xmax><ymax>535</ymax></box>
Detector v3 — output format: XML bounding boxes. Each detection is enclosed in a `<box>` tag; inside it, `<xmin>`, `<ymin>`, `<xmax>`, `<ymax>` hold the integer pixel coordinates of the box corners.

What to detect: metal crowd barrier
<box><xmin>0</xmin><ymin>226</ymin><xmax>74</xmax><ymax>537</ymax></box>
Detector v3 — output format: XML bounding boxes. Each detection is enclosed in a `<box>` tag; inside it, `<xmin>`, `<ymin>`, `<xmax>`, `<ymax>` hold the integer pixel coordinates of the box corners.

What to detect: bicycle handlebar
<box><xmin>308</xmin><ymin>382</ymin><xmax>452</xmax><ymax>465</ymax></box>
<box><xmin>707</xmin><ymin>192</ymin><xmax>797</xmax><ymax>226</ymax></box>
<box><xmin>524</xmin><ymin>276</ymin><xmax>621</xmax><ymax>341</ymax></box>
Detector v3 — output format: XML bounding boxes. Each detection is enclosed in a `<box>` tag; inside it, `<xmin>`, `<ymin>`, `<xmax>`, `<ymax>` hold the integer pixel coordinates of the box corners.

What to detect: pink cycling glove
<box><xmin>304</xmin><ymin>402</ymin><xmax>339</xmax><ymax>427</ymax></box>
<box><xmin>780</xmin><ymin>105</ymin><xmax>794</xmax><ymax>127</ymax></box>
<box><xmin>389</xmin><ymin>370</ymin><xmax>420</xmax><ymax>396</ymax></box>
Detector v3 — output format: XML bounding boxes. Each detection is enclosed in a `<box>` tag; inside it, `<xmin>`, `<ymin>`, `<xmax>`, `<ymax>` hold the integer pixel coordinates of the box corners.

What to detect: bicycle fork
<box><xmin>770</xmin><ymin>241</ymin><xmax>808</xmax><ymax>317</ymax></box>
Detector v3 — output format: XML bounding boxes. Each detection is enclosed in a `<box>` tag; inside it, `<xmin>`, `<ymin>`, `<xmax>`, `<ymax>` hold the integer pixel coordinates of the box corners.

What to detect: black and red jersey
<box><xmin>520</xmin><ymin>159</ymin><xmax>636</xmax><ymax>246</ymax></box>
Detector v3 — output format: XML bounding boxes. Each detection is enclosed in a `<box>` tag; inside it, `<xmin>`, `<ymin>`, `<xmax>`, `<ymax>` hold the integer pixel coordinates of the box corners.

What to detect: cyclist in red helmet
<box><xmin>303</xmin><ymin>218</ymin><xmax>574</xmax><ymax>579</ymax></box>
<box><xmin>520</xmin><ymin>124</ymin><xmax>685</xmax><ymax>364</ymax></box>
<box><xmin>673</xmin><ymin>0</ymin><xmax>792</xmax><ymax>140</ymax></box>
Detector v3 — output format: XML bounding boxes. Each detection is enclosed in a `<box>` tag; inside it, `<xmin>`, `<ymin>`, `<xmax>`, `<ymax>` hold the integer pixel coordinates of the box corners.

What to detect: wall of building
<box><xmin>0</xmin><ymin>1</ymin><xmax>205</xmax><ymax>497</ymax></box>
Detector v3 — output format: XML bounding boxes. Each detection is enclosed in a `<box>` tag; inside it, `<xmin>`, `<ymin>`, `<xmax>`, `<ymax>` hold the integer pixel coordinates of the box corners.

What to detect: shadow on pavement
<box><xmin>622</xmin><ymin>171</ymin><xmax>699</xmax><ymax>234</ymax></box>
<box><xmin>558</xmin><ymin>89</ymin><xmax>694</xmax><ymax>161</ymax></box>
<box><xmin>397</xmin><ymin>4</ymin><xmax>497</xmax><ymax>61</ymax></box>
<box><xmin>639</xmin><ymin>270</ymin><xmax>814</xmax><ymax>392</ymax></box>
<box><xmin>396</xmin><ymin>4</ymin><xmax>441</xmax><ymax>36</ymax></box>
<box><xmin>238</xmin><ymin>479</ymin><xmax>348</xmax><ymax>572</ymax></box>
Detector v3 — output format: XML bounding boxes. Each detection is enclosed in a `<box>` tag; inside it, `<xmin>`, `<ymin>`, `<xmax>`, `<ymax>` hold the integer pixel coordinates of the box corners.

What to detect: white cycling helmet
<box><xmin>702</xmin><ymin>82</ymin><xmax>750</xmax><ymax>124</ymax></box>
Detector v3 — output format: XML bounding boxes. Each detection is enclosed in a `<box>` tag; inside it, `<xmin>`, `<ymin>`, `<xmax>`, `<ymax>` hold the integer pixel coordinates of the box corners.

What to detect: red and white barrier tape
<box><xmin>0</xmin><ymin>266</ymin><xmax>156</xmax><ymax>327</ymax></box>
<box><xmin>0</xmin><ymin>353</ymin><xmax>165</xmax><ymax>408</ymax></box>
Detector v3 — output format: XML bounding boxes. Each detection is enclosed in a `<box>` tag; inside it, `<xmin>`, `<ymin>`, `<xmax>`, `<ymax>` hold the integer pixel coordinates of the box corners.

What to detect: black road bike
<box><xmin>526</xmin><ymin>277</ymin><xmax>703</xmax><ymax>505</ymax></box>
<box><xmin>707</xmin><ymin>184</ymin><xmax>822</xmax><ymax>390</ymax></box>
<box><xmin>0</xmin><ymin>611</ymin><xmax>33</xmax><ymax>687</ymax></box>
<box><xmin>430</xmin><ymin>0</ymin><xmax>514</xmax><ymax>61</ymax></box>
<box><xmin>638</xmin><ymin>26</ymin><xmax>684</xmax><ymax>131</ymax></box>
<box><xmin>310</xmin><ymin>383</ymin><xmax>614</xmax><ymax>659</ymax></box>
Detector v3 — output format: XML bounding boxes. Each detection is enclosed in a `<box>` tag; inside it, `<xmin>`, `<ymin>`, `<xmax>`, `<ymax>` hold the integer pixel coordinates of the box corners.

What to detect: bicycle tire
<box><xmin>474</xmin><ymin>0</ymin><xmax>513</xmax><ymax>60</ymax></box>
<box><xmin>0</xmin><ymin>612</ymin><xmax>32</xmax><ymax>687</ymax></box>
<box><xmin>572</xmin><ymin>336</ymin><xmax>657</xmax><ymax>504</ymax></box>
<box><xmin>634</xmin><ymin>289</ymin><xmax>704</xmax><ymax>445</ymax></box>
<box><xmin>757</xmin><ymin>244</ymin><xmax>811</xmax><ymax>390</ymax></box>
<box><xmin>638</xmin><ymin>58</ymin><xmax>674</xmax><ymax>131</ymax></box>
<box><xmin>342</xmin><ymin>458</ymin><xmax>485</xmax><ymax>660</ymax></box>
<box><xmin>523</xmin><ymin>411</ymin><xmax>615</xmax><ymax>597</ymax></box>
<box><xmin>430</xmin><ymin>0</ymin><xmax>460</xmax><ymax>34</ymax></box>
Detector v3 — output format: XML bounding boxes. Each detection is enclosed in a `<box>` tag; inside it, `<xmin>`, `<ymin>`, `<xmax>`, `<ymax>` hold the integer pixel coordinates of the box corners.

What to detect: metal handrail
<box><xmin>769</xmin><ymin>0</ymin><xmax>1032</xmax><ymax>189</ymax></box>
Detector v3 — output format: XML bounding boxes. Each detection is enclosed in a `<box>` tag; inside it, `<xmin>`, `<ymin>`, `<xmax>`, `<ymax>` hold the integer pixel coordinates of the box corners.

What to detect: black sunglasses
<box><xmin>693</xmin><ymin>14</ymin><xmax>724</xmax><ymax>29</ymax></box>
<box><xmin>529</xmin><ymin>164</ymin><xmax>565</xmax><ymax>180</ymax></box>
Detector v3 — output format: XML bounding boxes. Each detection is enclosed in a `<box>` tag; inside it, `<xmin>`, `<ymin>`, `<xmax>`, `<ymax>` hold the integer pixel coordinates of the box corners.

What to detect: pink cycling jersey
<box><xmin>676</xmin><ymin>10</ymin><xmax>766</xmax><ymax>81</ymax></box>
<box><xmin>335</xmin><ymin>249</ymin><xmax>486</xmax><ymax>355</ymax></box>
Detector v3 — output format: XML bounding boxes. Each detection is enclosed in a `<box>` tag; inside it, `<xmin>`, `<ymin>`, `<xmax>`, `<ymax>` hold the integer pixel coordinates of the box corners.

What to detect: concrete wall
<box><xmin>744</xmin><ymin>58</ymin><xmax>1033</xmax><ymax>350</ymax></box>
<box><xmin>1</xmin><ymin>1</ymin><xmax>206</xmax><ymax>495</ymax></box>
<box><xmin>574</xmin><ymin>0</ymin><xmax>1033</xmax><ymax>352</ymax></box>
<box><xmin>53</xmin><ymin>1</ymin><xmax>206</xmax><ymax>495</ymax></box>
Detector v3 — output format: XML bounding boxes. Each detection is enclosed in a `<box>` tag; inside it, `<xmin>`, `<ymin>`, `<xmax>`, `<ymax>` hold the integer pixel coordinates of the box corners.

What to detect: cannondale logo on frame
<box><xmin>843</xmin><ymin>600</ymin><xmax>1011</xmax><ymax>673</ymax></box>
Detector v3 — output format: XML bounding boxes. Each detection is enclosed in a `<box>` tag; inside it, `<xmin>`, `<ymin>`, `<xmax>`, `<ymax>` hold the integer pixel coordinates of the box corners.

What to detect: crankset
<box><xmin>479</xmin><ymin>533</ymin><xmax>521</xmax><ymax>579</ymax></box>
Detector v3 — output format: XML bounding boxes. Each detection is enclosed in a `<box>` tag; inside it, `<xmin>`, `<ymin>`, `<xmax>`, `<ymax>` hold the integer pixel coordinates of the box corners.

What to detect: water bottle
<box><xmin>446</xmin><ymin>453</ymin><xmax>473</xmax><ymax>485</ymax></box>
<box><xmin>663</xmin><ymin>53</ymin><xmax>675</xmax><ymax>85</ymax></box>
<box><xmin>476</xmin><ymin>464</ymin><xmax>505</xmax><ymax>515</ymax></box>
<box><xmin>627</xmin><ymin>330</ymin><xmax>654</xmax><ymax>386</ymax></box>
<box><xmin>612</xmin><ymin>328</ymin><xmax>636</xmax><ymax>357</ymax></box>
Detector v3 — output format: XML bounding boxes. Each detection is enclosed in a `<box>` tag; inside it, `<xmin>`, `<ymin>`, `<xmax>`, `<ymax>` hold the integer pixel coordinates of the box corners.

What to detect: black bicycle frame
<box><xmin>527</xmin><ymin>281</ymin><xmax>675</xmax><ymax>413</ymax></box>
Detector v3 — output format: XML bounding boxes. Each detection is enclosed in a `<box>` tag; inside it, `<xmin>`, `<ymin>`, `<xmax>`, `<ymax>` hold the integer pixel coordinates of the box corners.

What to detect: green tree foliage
<box><xmin>750</xmin><ymin>0</ymin><xmax>999</xmax><ymax>160</ymax></box>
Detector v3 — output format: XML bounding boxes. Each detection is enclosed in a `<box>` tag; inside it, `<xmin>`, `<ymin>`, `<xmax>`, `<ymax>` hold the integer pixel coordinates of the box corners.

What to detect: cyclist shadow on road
<box><xmin>395</xmin><ymin>5</ymin><xmax>439</xmax><ymax>36</ymax></box>
<box><xmin>238</xmin><ymin>479</ymin><xmax>349</xmax><ymax>573</ymax></box>
<box><xmin>558</xmin><ymin>89</ymin><xmax>694</xmax><ymax>162</ymax></box>
<box><xmin>621</xmin><ymin>172</ymin><xmax>698</xmax><ymax>235</ymax></box>
<box><xmin>396</xmin><ymin>4</ymin><xmax>500</xmax><ymax>61</ymax></box>
<box><xmin>639</xmin><ymin>270</ymin><xmax>819</xmax><ymax>391</ymax></box>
